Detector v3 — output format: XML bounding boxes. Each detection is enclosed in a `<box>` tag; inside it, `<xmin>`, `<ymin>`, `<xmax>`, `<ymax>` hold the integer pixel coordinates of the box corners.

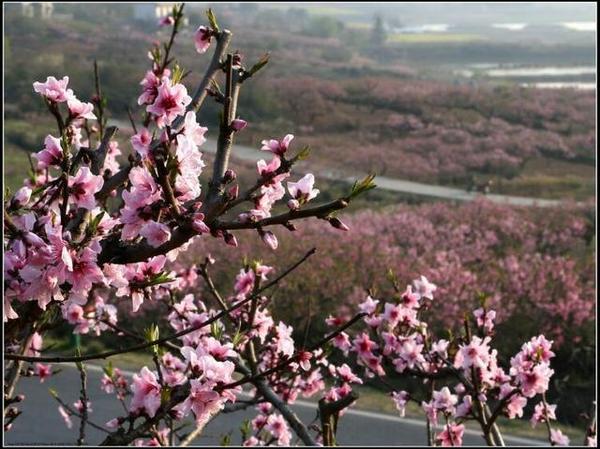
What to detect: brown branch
<box><xmin>207</xmin><ymin>53</ymin><xmax>237</xmax><ymax>207</ymax></box>
<box><xmin>216</xmin><ymin>199</ymin><xmax>349</xmax><ymax>231</ymax></box>
<box><xmin>77</xmin><ymin>361</ymin><xmax>89</xmax><ymax>445</ymax></box>
<box><xmin>171</xmin><ymin>29</ymin><xmax>232</xmax><ymax>131</ymax></box>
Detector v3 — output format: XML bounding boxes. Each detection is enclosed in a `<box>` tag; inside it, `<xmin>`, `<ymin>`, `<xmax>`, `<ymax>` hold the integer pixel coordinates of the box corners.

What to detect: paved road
<box><xmin>5</xmin><ymin>364</ymin><xmax>544</xmax><ymax>446</ymax></box>
<box><xmin>110</xmin><ymin>119</ymin><xmax>563</xmax><ymax>208</ymax></box>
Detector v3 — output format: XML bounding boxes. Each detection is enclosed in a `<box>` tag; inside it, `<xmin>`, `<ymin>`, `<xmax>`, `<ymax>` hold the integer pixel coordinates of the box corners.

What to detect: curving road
<box><xmin>5</xmin><ymin>364</ymin><xmax>545</xmax><ymax>446</ymax></box>
<box><xmin>111</xmin><ymin>119</ymin><xmax>564</xmax><ymax>208</ymax></box>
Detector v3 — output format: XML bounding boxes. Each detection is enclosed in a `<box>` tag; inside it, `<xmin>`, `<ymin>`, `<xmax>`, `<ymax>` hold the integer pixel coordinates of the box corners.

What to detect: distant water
<box><xmin>561</xmin><ymin>22</ymin><xmax>596</xmax><ymax>31</ymax></box>
<box><xmin>492</xmin><ymin>23</ymin><xmax>527</xmax><ymax>30</ymax></box>
<box><xmin>394</xmin><ymin>24</ymin><xmax>450</xmax><ymax>33</ymax></box>
<box><xmin>486</xmin><ymin>66</ymin><xmax>596</xmax><ymax>77</ymax></box>
<box><xmin>521</xmin><ymin>82</ymin><xmax>596</xmax><ymax>90</ymax></box>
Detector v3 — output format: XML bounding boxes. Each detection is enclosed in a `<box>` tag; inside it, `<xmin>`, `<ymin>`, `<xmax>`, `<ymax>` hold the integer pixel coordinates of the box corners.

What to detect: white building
<box><xmin>21</xmin><ymin>2</ymin><xmax>53</xmax><ymax>19</ymax></box>
<box><xmin>133</xmin><ymin>3</ymin><xmax>188</xmax><ymax>25</ymax></box>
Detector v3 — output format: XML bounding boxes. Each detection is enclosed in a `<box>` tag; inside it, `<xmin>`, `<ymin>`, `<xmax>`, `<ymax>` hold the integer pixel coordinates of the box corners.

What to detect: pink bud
<box><xmin>105</xmin><ymin>418</ymin><xmax>120</xmax><ymax>429</ymax></box>
<box><xmin>287</xmin><ymin>199</ymin><xmax>300</xmax><ymax>211</ymax></box>
<box><xmin>328</xmin><ymin>217</ymin><xmax>349</xmax><ymax>231</ymax></box>
<box><xmin>231</xmin><ymin>118</ymin><xmax>247</xmax><ymax>132</ymax></box>
<box><xmin>223</xmin><ymin>169</ymin><xmax>237</xmax><ymax>184</ymax></box>
<box><xmin>260</xmin><ymin>230</ymin><xmax>278</xmax><ymax>250</ymax></box>
<box><xmin>12</xmin><ymin>187</ymin><xmax>32</xmax><ymax>206</ymax></box>
<box><xmin>192</xmin><ymin>213</ymin><xmax>211</xmax><ymax>234</ymax></box>
<box><xmin>228</xmin><ymin>184</ymin><xmax>239</xmax><ymax>200</ymax></box>
<box><xmin>224</xmin><ymin>232</ymin><xmax>238</xmax><ymax>247</ymax></box>
<box><xmin>159</xmin><ymin>16</ymin><xmax>175</xmax><ymax>26</ymax></box>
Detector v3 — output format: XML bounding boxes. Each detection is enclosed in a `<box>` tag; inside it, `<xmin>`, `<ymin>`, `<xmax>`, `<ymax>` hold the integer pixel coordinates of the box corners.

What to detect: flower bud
<box><xmin>328</xmin><ymin>217</ymin><xmax>349</xmax><ymax>231</ymax></box>
<box><xmin>232</xmin><ymin>51</ymin><xmax>243</xmax><ymax>68</ymax></box>
<box><xmin>287</xmin><ymin>199</ymin><xmax>300</xmax><ymax>211</ymax></box>
<box><xmin>231</xmin><ymin>118</ymin><xmax>247</xmax><ymax>132</ymax></box>
<box><xmin>227</xmin><ymin>184</ymin><xmax>239</xmax><ymax>201</ymax></box>
<box><xmin>223</xmin><ymin>169</ymin><xmax>237</xmax><ymax>184</ymax></box>
<box><xmin>259</xmin><ymin>229</ymin><xmax>278</xmax><ymax>250</ymax></box>
<box><xmin>283</xmin><ymin>221</ymin><xmax>297</xmax><ymax>232</ymax></box>
<box><xmin>224</xmin><ymin>231</ymin><xmax>238</xmax><ymax>247</ymax></box>
<box><xmin>12</xmin><ymin>186</ymin><xmax>32</xmax><ymax>207</ymax></box>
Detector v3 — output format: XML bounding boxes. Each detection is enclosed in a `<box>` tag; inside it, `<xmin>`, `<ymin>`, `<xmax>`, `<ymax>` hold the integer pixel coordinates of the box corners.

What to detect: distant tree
<box><xmin>371</xmin><ymin>14</ymin><xmax>387</xmax><ymax>46</ymax></box>
<box><xmin>303</xmin><ymin>16</ymin><xmax>344</xmax><ymax>38</ymax></box>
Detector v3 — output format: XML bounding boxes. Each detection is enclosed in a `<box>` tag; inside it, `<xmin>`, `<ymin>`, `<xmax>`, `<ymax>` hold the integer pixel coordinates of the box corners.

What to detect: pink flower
<box><xmin>287</xmin><ymin>174</ymin><xmax>319</xmax><ymax>204</ymax></box>
<box><xmin>531</xmin><ymin>402</ymin><xmax>557</xmax><ymax>427</ymax></box>
<box><xmin>175</xmin><ymin>379</ymin><xmax>223</xmax><ymax>426</ymax></box>
<box><xmin>358</xmin><ymin>295</ymin><xmax>379</xmax><ymax>315</ymax></box>
<box><xmin>26</xmin><ymin>332</ymin><xmax>43</xmax><ymax>357</ymax></box>
<box><xmin>34</xmin><ymin>135</ymin><xmax>63</xmax><ymax>169</ymax></box>
<box><xmin>69</xmin><ymin>167</ymin><xmax>104</xmax><ymax>210</ymax></box>
<box><xmin>456</xmin><ymin>336</ymin><xmax>491</xmax><ymax>370</ymax></box>
<box><xmin>159</xmin><ymin>15</ymin><xmax>174</xmax><ymax>26</ymax></box>
<box><xmin>550</xmin><ymin>429</ymin><xmax>570</xmax><ymax>446</ymax></box>
<box><xmin>105</xmin><ymin>418</ymin><xmax>120</xmax><ymax>429</ymax></box>
<box><xmin>58</xmin><ymin>405</ymin><xmax>73</xmax><ymax>429</ymax></box>
<box><xmin>298</xmin><ymin>351</ymin><xmax>312</xmax><ymax>371</ymax></box>
<box><xmin>400</xmin><ymin>285</ymin><xmax>420</xmax><ymax>308</ymax></box>
<box><xmin>506</xmin><ymin>395</ymin><xmax>527</xmax><ymax>419</ymax></box>
<box><xmin>455</xmin><ymin>395</ymin><xmax>472</xmax><ymax>418</ymax></box>
<box><xmin>432</xmin><ymin>387</ymin><xmax>458</xmax><ymax>414</ymax></box>
<box><xmin>517</xmin><ymin>363</ymin><xmax>554</xmax><ymax>398</ymax></box>
<box><xmin>261</xmin><ymin>134</ymin><xmax>294</xmax><ymax>157</ymax></box>
<box><xmin>35</xmin><ymin>363</ymin><xmax>52</xmax><ymax>383</ymax></box>
<box><xmin>257</xmin><ymin>156</ymin><xmax>281</xmax><ymax>177</ymax></box>
<box><xmin>122</xmin><ymin>167</ymin><xmax>161</xmax><ymax>208</ymax></box>
<box><xmin>234</xmin><ymin>269</ymin><xmax>255</xmax><ymax>299</ymax></box>
<box><xmin>67</xmin><ymin>97</ymin><xmax>97</xmax><ymax>120</ymax></box>
<box><xmin>473</xmin><ymin>308</ymin><xmax>496</xmax><ymax>333</ymax></box>
<box><xmin>138</xmin><ymin>70</ymin><xmax>166</xmax><ymax>106</ymax></box>
<box><xmin>130</xmin><ymin>367</ymin><xmax>162</xmax><ymax>417</ymax></box>
<box><xmin>182</xmin><ymin>112</ymin><xmax>208</xmax><ymax>146</ymax></box>
<box><xmin>412</xmin><ymin>275</ymin><xmax>437</xmax><ymax>300</ymax></box>
<box><xmin>131</xmin><ymin>128</ymin><xmax>152</xmax><ymax>159</ymax></box>
<box><xmin>391</xmin><ymin>391</ymin><xmax>409</xmax><ymax>417</ymax></box>
<box><xmin>140</xmin><ymin>221</ymin><xmax>172</xmax><ymax>247</ymax></box>
<box><xmin>275</xmin><ymin>322</ymin><xmax>295</xmax><ymax>357</ymax></box>
<box><xmin>33</xmin><ymin>76</ymin><xmax>74</xmax><ymax>102</ymax></box>
<box><xmin>147</xmin><ymin>77</ymin><xmax>191</xmax><ymax>128</ymax></box>
<box><xmin>73</xmin><ymin>400</ymin><xmax>92</xmax><ymax>414</ymax></box>
<box><xmin>436</xmin><ymin>423</ymin><xmax>465</xmax><ymax>447</ymax></box>
<box><xmin>265</xmin><ymin>413</ymin><xmax>292</xmax><ymax>446</ymax></box>
<box><xmin>194</xmin><ymin>26</ymin><xmax>212</xmax><ymax>54</ymax></box>
<box><xmin>353</xmin><ymin>332</ymin><xmax>378</xmax><ymax>358</ymax></box>
<box><xmin>337</xmin><ymin>364</ymin><xmax>363</xmax><ymax>384</ymax></box>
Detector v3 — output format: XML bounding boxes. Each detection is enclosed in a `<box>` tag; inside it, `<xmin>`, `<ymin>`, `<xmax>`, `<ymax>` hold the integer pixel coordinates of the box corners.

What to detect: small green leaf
<box><xmin>219</xmin><ymin>432</ymin><xmax>231</xmax><ymax>446</ymax></box>
<box><xmin>240</xmin><ymin>419</ymin><xmax>251</xmax><ymax>440</ymax></box>
<box><xmin>211</xmin><ymin>321</ymin><xmax>223</xmax><ymax>340</ymax></box>
<box><xmin>48</xmin><ymin>388</ymin><xmax>58</xmax><ymax>398</ymax></box>
<box><xmin>349</xmin><ymin>173</ymin><xmax>376</xmax><ymax>199</ymax></box>
<box><xmin>247</xmin><ymin>53</ymin><xmax>270</xmax><ymax>78</ymax></box>
<box><xmin>144</xmin><ymin>323</ymin><xmax>160</xmax><ymax>355</ymax></box>
<box><xmin>207</xmin><ymin>8</ymin><xmax>219</xmax><ymax>32</ymax></box>
<box><xmin>161</xmin><ymin>386</ymin><xmax>171</xmax><ymax>405</ymax></box>
<box><xmin>103</xmin><ymin>361</ymin><xmax>114</xmax><ymax>378</ymax></box>
<box><xmin>292</xmin><ymin>145</ymin><xmax>311</xmax><ymax>162</ymax></box>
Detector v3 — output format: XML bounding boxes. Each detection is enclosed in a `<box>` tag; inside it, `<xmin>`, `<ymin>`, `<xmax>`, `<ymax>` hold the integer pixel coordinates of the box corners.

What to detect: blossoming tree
<box><xmin>3</xmin><ymin>5</ymin><xmax>596</xmax><ymax>447</ymax></box>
